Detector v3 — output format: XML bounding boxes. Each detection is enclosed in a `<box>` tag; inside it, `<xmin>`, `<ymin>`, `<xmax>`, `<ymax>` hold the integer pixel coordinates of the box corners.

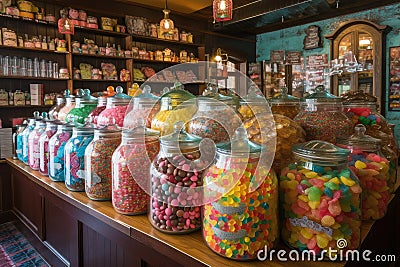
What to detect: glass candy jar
<box><xmin>65</xmin><ymin>126</ymin><xmax>95</xmax><ymax>191</ymax></box>
<box><xmin>112</xmin><ymin>123</ymin><xmax>160</xmax><ymax>215</ymax></box>
<box><xmin>188</xmin><ymin>94</ymin><xmax>241</xmax><ymax>143</ymax></box>
<box><xmin>48</xmin><ymin>96</ymin><xmax>65</xmax><ymax>120</ymax></box>
<box><xmin>337</xmin><ymin>125</ymin><xmax>390</xmax><ymax>220</ymax></box>
<box><xmin>280</xmin><ymin>140</ymin><xmax>362</xmax><ymax>254</ymax></box>
<box><xmin>124</xmin><ymin>85</ymin><xmax>160</xmax><ymax>129</ymax></box>
<box><xmin>269</xmin><ymin>86</ymin><xmax>300</xmax><ymax>119</ymax></box>
<box><xmin>48</xmin><ymin>123</ymin><xmax>74</xmax><ymax>181</ymax></box>
<box><xmin>15</xmin><ymin>123</ymin><xmax>27</xmax><ymax>161</ymax></box>
<box><xmin>294</xmin><ymin>85</ymin><xmax>353</xmax><ymax>143</ymax></box>
<box><xmin>66</xmin><ymin>89</ymin><xmax>97</xmax><ymax>125</ymax></box>
<box><xmin>58</xmin><ymin>90</ymin><xmax>76</xmax><ymax>122</ymax></box>
<box><xmin>97</xmin><ymin>86</ymin><xmax>131</xmax><ymax>128</ymax></box>
<box><xmin>149</xmin><ymin>122</ymin><xmax>206</xmax><ymax>234</ymax></box>
<box><xmin>28</xmin><ymin>114</ymin><xmax>47</xmax><ymax>170</ymax></box>
<box><xmin>39</xmin><ymin>120</ymin><xmax>58</xmax><ymax>175</ymax></box>
<box><xmin>85</xmin><ymin>128</ymin><xmax>122</xmax><ymax>200</ymax></box>
<box><xmin>21</xmin><ymin>112</ymin><xmax>41</xmax><ymax>165</ymax></box>
<box><xmin>203</xmin><ymin>127</ymin><xmax>278</xmax><ymax>260</ymax></box>
<box><xmin>87</xmin><ymin>96</ymin><xmax>107</xmax><ymax>126</ymax></box>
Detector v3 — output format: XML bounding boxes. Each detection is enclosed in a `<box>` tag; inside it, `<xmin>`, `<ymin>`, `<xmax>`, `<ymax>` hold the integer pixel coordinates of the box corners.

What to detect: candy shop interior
<box><xmin>0</xmin><ymin>0</ymin><xmax>399</xmax><ymax>266</ymax></box>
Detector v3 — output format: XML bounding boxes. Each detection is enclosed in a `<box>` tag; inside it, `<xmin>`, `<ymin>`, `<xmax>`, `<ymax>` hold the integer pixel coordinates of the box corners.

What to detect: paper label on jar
<box><xmin>289</xmin><ymin>216</ymin><xmax>333</xmax><ymax>237</ymax></box>
<box><xmin>212</xmin><ymin>226</ymin><xmax>247</xmax><ymax>241</ymax></box>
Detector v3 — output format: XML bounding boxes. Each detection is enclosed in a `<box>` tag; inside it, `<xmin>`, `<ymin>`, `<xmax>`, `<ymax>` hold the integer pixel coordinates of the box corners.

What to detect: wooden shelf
<box><xmin>0</xmin><ymin>45</ymin><xmax>68</xmax><ymax>55</ymax></box>
<box><xmin>0</xmin><ymin>76</ymin><xmax>69</xmax><ymax>81</ymax></box>
<box><xmin>0</xmin><ymin>13</ymin><xmax>57</xmax><ymax>28</ymax></box>
<box><xmin>132</xmin><ymin>34</ymin><xmax>203</xmax><ymax>47</ymax></box>
<box><xmin>133</xmin><ymin>59</ymin><xmax>179</xmax><ymax>65</ymax></box>
<box><xmin>72</xmin><ymin>52</ymin><xmax>132</xmax><ymax>60</ymax></box>
<box><xmin>73</xmin><ymin>79</ymin><xmax>129</xmax><ymax>83</ymax></box>
<box><xmin>0</xmin><ymin>105</ymin><xmax>50</xmax><ymax>109</ymax></box>
<box><xmin>74</xmin><ymin>25</ymin><xmax>130</xmax><ymax>37</ymax></box>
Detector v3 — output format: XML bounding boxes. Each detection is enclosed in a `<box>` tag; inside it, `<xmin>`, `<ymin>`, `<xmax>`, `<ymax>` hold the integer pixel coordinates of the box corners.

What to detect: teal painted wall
<box><xmin>256</xmin><ymin>3</ymin><xmax>400</xmax><ymax>143</ymax></box>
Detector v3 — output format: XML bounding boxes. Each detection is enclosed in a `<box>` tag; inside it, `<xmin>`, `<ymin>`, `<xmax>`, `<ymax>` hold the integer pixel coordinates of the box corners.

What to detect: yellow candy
<box><xmin>299</xmin><ymin>169</ymin><xmax>311</xmax><ymax>174</ymax></box>
<box><xmin>340</xmin><ymin>176</ymin><xmax>355</xmax><ymax>186</ymax></box>
<box><xmin>330</xmin><ymin>177</ymin><xmax>340</xmax><ymax>184</ymax></box>
<box><xmin>308</xmin><ymin>201</ymin><xmax>320</xmax><ymax>209</ymax></box>
<box><xmin>305</xmin><ymin>171</ymin><xmax>318</xmax><ymax>178</ymax></box>
<box><xmin>300</xmin><ymin>228</ymin><xmax>314</xmax><ymax>239</ymax></box>
<box><xmin>332</xmin><ymin>230</ymin><xmax>344</xmax><ymax>240</ymax></box>
<box><xmin>321</xmin><ymin>215</ymin><xmax>335</xmax><ymax>227</ymax></box>
<box><xmin>355</xmin><ymin>160</ymin><xmax>367</xmax><ymax>169</ymax></box>
<box><xmin>316</xmin><ymin>234</ymin><xmax>329</xmax><ymax>248</ymax></box>
<box><xmin>287</xmin><ymin>173</ymin><xmax>296</xmax><ymax>180</ymax></box>
<box><xmin>298</xmin><ymin>195</ymin><xmax>309</xmax><ymax>202</ymax></box>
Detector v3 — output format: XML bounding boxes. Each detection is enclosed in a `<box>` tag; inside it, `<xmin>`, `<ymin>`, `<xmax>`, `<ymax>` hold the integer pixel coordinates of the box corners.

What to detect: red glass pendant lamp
<box><xmin>213</xmin><ymin>0</ymin><xmax>233</xmax><ymax>22</ymax></box>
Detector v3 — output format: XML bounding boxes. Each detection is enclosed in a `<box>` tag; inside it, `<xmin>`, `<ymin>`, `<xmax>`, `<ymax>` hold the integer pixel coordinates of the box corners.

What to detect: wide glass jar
<box><xmin>151</xmin><ymin>97</ymin><xmax>197</xmax><ymax>136</ymax></box>
<box><xmin>112</xmin><ymin>123</ymin><xmax>160</xmax><ymax>215</ymax></box>
<box><xmin>337</xmin><ymin>125</ymin><xmax>390</xmax><ymax>220</ymax></box>
<box><xmin>39</xmin><ymin>120</ymin><xmax>58</xmax><ymax>176</ymax></box>
<box><xmin>48</xmin><ymin>123</ymin><xmax>74</xmax><ymax>181</ymax></box>
<box><xmin>85</xmin><ymin>128</ymin><xmax>121</xmax><ymax>200</ymax></box>
<box><xmin>15</xmin><ymin>123</ymin><xmax>27</xmax><ymax>161</ymax></box>
<box><xmin>48</xmin><ymin>96</ymin><xmax>65</xmax><ymax>120</ymax></box>
<box><xmin>188</xmin><ymin>95</ymin><xmax>241</xmax><ymax>143</ymax></box>
<box><xmin>58</xmin><ymin>91</ymin><xmax>76</xmax><ymax>122</ymax></box>
<box><xmin>149</xmin><ymin>122</ymin><xmax>205</xmax><ymax>234</ymax></box>
<box><xmin>28</xmin><ymin>116</ymin><xmax>47</xmax><ymax>170</ymax></box>
<box><xmin>280</xmin><ymin>140</ymin><xmax>362</xmax><ymax>254</ymax></box>
<box><xmin>65</xmin><ymin>126</ymin><xmax>95</xmax><ymax>191</ymax></box>
<box><xmin>66</xmin><ymin>89</ymin><xmax>97</xmax><ymax>125</ymax></box>
<box><xmin>124</xmin><ymin>85</ymin><xmax>160</xmax><ymax>129</ymax></box>
<box><xmin>269</xmin><ymin>86</ymin><xmax>300</xmax><ymax>119</ymax></box>
<box><xmin>202</xmin><ymin>127</ymin><xmax>278</xmax><ymax>260</ymax></box>
<box><xmin>97</xmin><ymin>86</ymin><xmax>132</xmax><ymax>128</ymax></box>
<box><xmin>294</xmin><ymin>85</ymin><xmax>353</xmax><ymax>143</ymax></box>
<box><xmin>87</xmin><ymin>96</ymin><xmax>107</xmax><ymax>126</ymax></box>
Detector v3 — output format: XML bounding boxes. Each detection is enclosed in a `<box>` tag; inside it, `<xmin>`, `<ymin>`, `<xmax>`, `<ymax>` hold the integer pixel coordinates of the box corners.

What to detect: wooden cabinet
<box><xmin>325</xmin><ymin>20</ymin><xmax>389</xmax><ymax>113</ymax></box>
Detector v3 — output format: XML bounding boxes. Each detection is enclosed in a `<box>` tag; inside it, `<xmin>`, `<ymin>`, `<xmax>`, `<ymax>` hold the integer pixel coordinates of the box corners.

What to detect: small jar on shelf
<box><xmin>85</xmin><ymin>128</ymin><xmax>122</xmax><ymax>200</ymax></box>
<box><xmin>65</xmin><ymin>126</ymin><xmax>95</xmax><ymax>191</ymax></box>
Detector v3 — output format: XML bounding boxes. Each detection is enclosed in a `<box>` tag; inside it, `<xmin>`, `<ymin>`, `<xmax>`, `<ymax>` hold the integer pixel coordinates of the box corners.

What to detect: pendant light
<box><xmin>213</xmin><ymin>0</ymin><xmax>233</xmax><ymax>23</ymax></box>
<box><xmin>160</xmin><ymin>0</ymin><xmax>174</xmax><ymax>36</ymax></box>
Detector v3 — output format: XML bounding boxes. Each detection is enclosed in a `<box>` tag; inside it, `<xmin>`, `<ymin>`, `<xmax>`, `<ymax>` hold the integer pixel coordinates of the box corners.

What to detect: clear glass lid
<box><xmin>292</xmin><ymin>140</ymin><xmax>349</xmax><ymax>163</ymax></box>
<box><xmin>339</xmin><ymin>124</ymin><xmax>381</xmax><ymax>151</ymax></box>
<box><xmin>269</xmin><ymin>86</ymin><xmax>300</xmax><ymax>105</ymax></box>
<box><xmin>216</xmin><ymin>127</ymin><xmax>264</xmax><ymax>157</ymax></box>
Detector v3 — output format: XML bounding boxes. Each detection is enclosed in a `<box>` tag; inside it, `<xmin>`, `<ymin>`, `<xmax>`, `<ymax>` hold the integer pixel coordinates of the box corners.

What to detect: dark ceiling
<box><xmin>190</xmin><ymin>0</ymin><xmax>400</xmax><ymax>35</ymax></box>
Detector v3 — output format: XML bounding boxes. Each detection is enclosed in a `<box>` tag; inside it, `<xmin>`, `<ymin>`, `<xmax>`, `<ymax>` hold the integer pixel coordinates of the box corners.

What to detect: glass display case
<box><xmin>325</xmin><ymin>20</ymin><xmax>388</xmax><ymax>113</ymax></box>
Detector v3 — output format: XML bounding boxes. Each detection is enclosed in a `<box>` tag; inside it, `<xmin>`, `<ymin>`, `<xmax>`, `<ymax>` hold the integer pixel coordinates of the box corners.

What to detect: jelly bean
<box><xmin>355</xmin><ymin>160</ymin><xmax>367</xmax><ymax>169</ymax></box>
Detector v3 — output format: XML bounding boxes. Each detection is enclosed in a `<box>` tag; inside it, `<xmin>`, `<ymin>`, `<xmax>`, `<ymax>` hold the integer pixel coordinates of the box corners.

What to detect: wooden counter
<box><xmin>4</xmin><ymin>159</ymin><xmax>400</xmax><ymax>267</ymax></box>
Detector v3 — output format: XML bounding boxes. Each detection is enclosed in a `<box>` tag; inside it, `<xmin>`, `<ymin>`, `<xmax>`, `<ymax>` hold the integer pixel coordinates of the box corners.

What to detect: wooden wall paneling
<box><xmin>0</xmin><ymin>161</ymin><xmax>12</xmax><ymax>212</ymax></box>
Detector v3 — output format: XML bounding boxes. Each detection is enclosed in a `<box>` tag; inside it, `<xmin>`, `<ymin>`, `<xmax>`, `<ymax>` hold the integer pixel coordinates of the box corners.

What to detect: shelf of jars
<box><xmin>73</xmin><ymin>25</ymin><xmax>130</xmax><ymax>38</ymax></box>
<box><xmin>0</xmin><ymin>45</ymin><xmax>69</xmax><ymax>55</ymax></box>
<box><xmin>0</xmin><ymin>75</ymin><xmax>68</xmax><ymax>81</ymax></box>
<box><xmin>0</xmin><ymin>13</ymin><xmax>57</xmax><ymax>28</ymax></box>
<box><xmin>0</xmin><ymin>105</ymin><xmax>49</xmax><ymax>109</ymax></box>
<box><xmin>133</xmin><ymin>59</ymin><xmax>180</xmax><ymax>65</ymax></box>
<box><xmin>71</xmin><ymin>52</ymin><xmax>132</xmax><ymax>60</ymax></box>
<box><xmin>131</xmin><ymin>34</ymin><xmax>203</xmax><ymax>47</ymax></box>
<box><xmin>72</xmin><ymin>78</ymin><xmax>129</xmax><ymax>83</ymax></box>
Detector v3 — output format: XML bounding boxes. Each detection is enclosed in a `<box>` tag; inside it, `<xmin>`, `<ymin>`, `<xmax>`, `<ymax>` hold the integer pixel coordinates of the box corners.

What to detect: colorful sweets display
<box><xmin>150</xmin><ymin>150</ymin><xmax>205</xmax><ymax>233</ymax></box>
<box><xmin>21</xmin><ymin>118</ymin><xmax>36</xmax><ymax>165</ymax></box>
<box><xmin>66</xmin><ymin>89</ymin><xmax>97</xmax><ymax>125</ymax></box>
<box><xmin>16</xmin><ymin>126</ymin><xmax>25</xmax><ymax>161</ymax></box>
<box><xmin>28</xmin><ymin>120</ymin><xmax>46</xmax><ymax>170</ymax></box>
<box><xmin>112</xmin><ymin>132</ymin><xmax>159</xmax><ymax>215</ymax></box>
<box><xmin>85</xmin><ymin>129</ymin><xmax>121</xmax><ymax>200</ymax></box>
<box><xmin>87</xmin><ymin>97</ymin><xmax>107</xmax><ymax>126</ymax></box>
<box><xmin>203</xmin><ymin>158</ymin><xmax>278</xmax><ymax>260</ymax></box>
<box><xmin>39</xmin><ymin>122</ymin><xmax>58</xmax><ymax>176</ymax></box>
<box><xmin>97</xmin><ymin>86</ymin><xmax>131</xmax><ymax>128</ymax></box>
<box><xmin>269</xmin><ymin>86</ymin><xmax>300</xmax><ymax>119</ymax></box>
<box><xmin>65</xmin><ymin>128</ymin><xmax>94</xmax><ymax>191</ymax></box>
<box><xmin>48</xmin><ymin>125</ymin><xmax>73</xmax><ymax>181</ymax></box>
<box><xmin>280</xmin><ymin>141</ymin><xmax>362</xmax><ymax>254</ymax></box>
<box><xmin>58</xmin><ymin>98</ymin><xmax>76</xmax><ymax>122</ymax></box>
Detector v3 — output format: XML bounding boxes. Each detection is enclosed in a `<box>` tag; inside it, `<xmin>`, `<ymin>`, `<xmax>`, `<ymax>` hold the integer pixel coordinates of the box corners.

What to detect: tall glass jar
<box><xmin>294</xmin><ymin>85</ymin><xmax>353</xmax><ymax>143</ymax></box>
<box><xmin>85</xmin><ymin>128</ymin><xmax>121</xmax><ymax>200</ymax></box>
<box><xmin>66</xmin><ymin>89</ymin><xmax>97</xmax><ymax>125</ymax></box>
<box><xmin>48</xmin><ymin>123</ymin><xmax>73</xmax><ymax>181</ymax></box>
<box><xmin>87</xmin><ymin>96</ymin><xmax>107</xmax><ymax>126</ymax></box>
<box><xmin>97</xmin><ymin>86</ymin><xmax>132</xmax><ymax>128</ymax></box>
<box><xmin>48</xmin><ymin>96</ymin><xmax>65</xmax><ymax>120</ymax></box>
<box><xmin>337</xmin><ymin>125</ymin><xmax>390</xmax><ymax>220</ymax></box>
<box><xmin>280</xmin><ymin>140</ymin><xmax>362</xmax><ymax>254</ymax></box>
<box><xmin>149</xmin><ymin>122</ymin><xmax>205</xmax><ymax>234</ymax></box>
<box><xmin>65</xmin><ymin>126</ymin><xmax>95</xmax><ymax>191</ymax></box>
<box><xmin>21</xmin><ymin>112</ymin><xmax>41</xmax><ymax>164</ymax></box>
<box><xmin>124</xmin><ymin>85</ymin><xmax>160</xmax><ymax>129</ymax></box>
<box><xmin>58</xmin><ymin>90</ymin><xmax>76</xmax><ymax>122</ymax></box>
<box><xmin>39</xmin><ymin>120</ymin><xmax>58</xmax><ymax>176</ymax></box>
<box><xmin>202</xmin><ymin>127</ymin><xmax>278</xmax><ymax>260</ymax></box>
<box><xmin>188</xmin><ymin>95</ymin><xmax>241</xmax><ymax>143</ymax></box>
<box><xmin>28</xmin><ymin>116</ymin><xmax>47</xmax><ymax>170</ymax></box>
<box><xmin>269</xmin><ymin>86</ymin><xmax>300</xmax><ymax>119</ymax></box>
<box><xmin>112</xmin><ymin>123</ymin><xmax>160</xmax><ymax>215</ymax></box>
<box><xmin>15</xmin><ymin>123</ymin><xmax>27</xmax><ymax>161</ymax></box>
